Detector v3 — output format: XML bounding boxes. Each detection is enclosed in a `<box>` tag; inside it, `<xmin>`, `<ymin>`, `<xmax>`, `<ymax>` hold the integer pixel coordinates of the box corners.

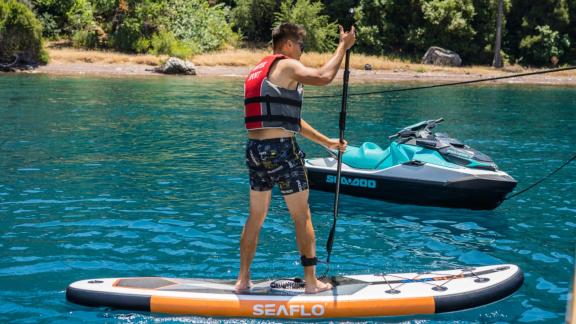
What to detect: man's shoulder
<box><xmin>274</xmin><ymin>57</ymin><xmax>302</xmax><ymax>71</ymax></box>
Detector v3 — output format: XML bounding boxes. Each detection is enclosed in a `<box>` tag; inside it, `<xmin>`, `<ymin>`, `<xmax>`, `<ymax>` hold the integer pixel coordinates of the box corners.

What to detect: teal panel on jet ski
<box><xmin>399</xmin><ymin>144</ymin><xmax>459</xmax><ymax>169</ymax></box>
<box><xmin>383</xmin><ymin>142</ymin><xmax>411</xmax><ymax>167</ymax></box>
<box><xmin>342</xmin><ymin>142</ymin><xmax>390</xmax><ymax>169</ymax></box>
<box><xmin>465</xmin><ymin>159</ymin><xmax>494</xmax><ymax>169</ymax></box>
<box><xmin>341</xmin><ymin>142</ymin><xmax>467</xmax><ymax>171</ymax></box>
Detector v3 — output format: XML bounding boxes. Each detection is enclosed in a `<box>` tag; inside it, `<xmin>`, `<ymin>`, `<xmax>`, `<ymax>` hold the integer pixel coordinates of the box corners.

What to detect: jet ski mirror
<box><xmin>426</xmin><ymin>118</ymin><xmax>445</xmax><ymax>131</ymax></box>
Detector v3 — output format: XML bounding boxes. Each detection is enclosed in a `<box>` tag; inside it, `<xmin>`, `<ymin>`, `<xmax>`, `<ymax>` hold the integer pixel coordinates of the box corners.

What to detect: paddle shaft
<box><xmin>326</xmin><ymin>48</ymin><xmax>351</xmax><ymax>264</ymax></box>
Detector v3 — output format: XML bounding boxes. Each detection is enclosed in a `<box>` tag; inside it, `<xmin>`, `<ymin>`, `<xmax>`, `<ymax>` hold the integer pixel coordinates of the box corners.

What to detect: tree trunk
<box><xmin>492</xmin><ymin>0</ymin><xmax>504</xmax><ymax>68</ymax></box>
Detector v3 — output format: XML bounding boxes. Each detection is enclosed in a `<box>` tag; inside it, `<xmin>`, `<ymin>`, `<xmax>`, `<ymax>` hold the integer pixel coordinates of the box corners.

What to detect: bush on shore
<box><xmin>274</xmin><ymin>0</ymin><xmax>338</xmax><ymax>53</ymax></box>
<box><xmin>0</xmin><ymin>0</ymin><xmax>48</xmax><ymax>65</ymax></box>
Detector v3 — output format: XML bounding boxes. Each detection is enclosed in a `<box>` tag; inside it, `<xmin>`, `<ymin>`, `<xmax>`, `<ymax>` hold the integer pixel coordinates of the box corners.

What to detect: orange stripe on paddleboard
<box><xmin>150</xmin><ymin>296</ymin><xmax>436</xmax><ymax>318</ymax></box>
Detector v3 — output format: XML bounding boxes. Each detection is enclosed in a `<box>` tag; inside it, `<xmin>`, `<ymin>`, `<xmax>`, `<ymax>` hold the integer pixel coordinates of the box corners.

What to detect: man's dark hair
<box><xmin>272</xmin><ymin>23</ymin><xmax>306</xmax><ymax>51</ymax></box>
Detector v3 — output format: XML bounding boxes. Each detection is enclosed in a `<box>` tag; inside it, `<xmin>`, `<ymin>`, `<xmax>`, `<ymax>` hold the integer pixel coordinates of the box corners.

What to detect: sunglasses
<box><xmin>297</xmin><ymin>40</ymin><xmax>305</xmax><ymax>52</ymax></box>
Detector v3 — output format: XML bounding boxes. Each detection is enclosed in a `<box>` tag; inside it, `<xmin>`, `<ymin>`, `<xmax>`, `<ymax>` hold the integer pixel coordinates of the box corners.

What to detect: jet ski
<box><xmin>305</xmin><ymin>118</ymin><xmax>517</xmax><ymax>210</ymax></box>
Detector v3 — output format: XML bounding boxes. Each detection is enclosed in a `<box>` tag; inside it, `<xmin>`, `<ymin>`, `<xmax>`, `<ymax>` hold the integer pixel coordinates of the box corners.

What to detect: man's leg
<box><xmin>284</xmin><ymin>189</ymin><xmax>332</xmax><ymax>294</ymax></box>
<box><xmin>235</xmin><ymin>189</ymin><xmax>272</xmax><ymax>290</ymax></box>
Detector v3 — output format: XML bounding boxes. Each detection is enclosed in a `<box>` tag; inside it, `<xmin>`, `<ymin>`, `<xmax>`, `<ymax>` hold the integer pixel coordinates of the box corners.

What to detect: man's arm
<box><xmin>300</xmin><ymin>119</ymin><xmax>347</xmax><ymax>151</ymax></box>
<box><xmin>285</xmin><ymin>26</ymin><xmax>356</xmax><ymax>86</ymax></box>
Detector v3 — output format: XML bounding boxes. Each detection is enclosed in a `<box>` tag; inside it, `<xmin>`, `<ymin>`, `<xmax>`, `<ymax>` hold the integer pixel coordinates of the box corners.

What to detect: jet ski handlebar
<box><xmin>388</xmin><ymin>118</ymin><xmax>444</xmax><ymax>140</ymax></box>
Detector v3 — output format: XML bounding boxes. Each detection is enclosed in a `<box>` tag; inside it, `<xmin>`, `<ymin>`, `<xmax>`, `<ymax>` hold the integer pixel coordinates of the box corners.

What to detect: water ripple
<box><xmin>1</xmin><ymin>75</ymin><xmax>574</xmax><ymax>323</ymax></box>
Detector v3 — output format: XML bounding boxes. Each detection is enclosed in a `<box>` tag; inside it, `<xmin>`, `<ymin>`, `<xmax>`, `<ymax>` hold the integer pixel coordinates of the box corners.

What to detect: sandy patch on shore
<box><xmin>30</xmin><ymin>62</ymin><xmax>576</xmax><ymax>86</ymax></box>
<box><xmin>27</xmin><ymin>46</ymin><xmax>575</xmax><ymax>85</ymax></box>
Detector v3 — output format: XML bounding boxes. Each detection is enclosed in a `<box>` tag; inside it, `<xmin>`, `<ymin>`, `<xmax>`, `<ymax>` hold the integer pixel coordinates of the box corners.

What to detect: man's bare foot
<box><xmin>234</xmin><ymin>279</ymin><xmax>253</xmax><ymax>292</ymax></box>
<box><xmin>304</xmin><ymin>280</ymin><xmax>333</xmax><ymax>294</ymax></box>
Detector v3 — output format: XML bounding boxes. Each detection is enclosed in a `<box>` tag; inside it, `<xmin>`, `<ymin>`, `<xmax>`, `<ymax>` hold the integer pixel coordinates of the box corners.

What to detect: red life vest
<box><xmin>244</xmin><ymin>54</ymin><xmax>303</xmax><ymax>132</ymax></box>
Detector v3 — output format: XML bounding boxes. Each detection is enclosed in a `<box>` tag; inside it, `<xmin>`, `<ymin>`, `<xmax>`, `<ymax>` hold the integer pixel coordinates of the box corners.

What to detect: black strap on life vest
<box><xmin>244</xmin><ymin>96</ymin><xmax>302</xmax><ymax>108</ymax></box>
<box><xmin>244</xmin><ymin>115</ymin><xmax>301</xmax><ymax>124</ymax></box>
<box><xmin>244</xmin><ymin>94</ymin><xmax>302</xmax><ymax>125</ymax></box>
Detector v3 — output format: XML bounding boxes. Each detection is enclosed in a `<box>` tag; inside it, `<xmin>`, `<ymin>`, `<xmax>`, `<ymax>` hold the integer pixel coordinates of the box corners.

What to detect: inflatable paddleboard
<box><xmin>66</xmin><ymin>264</ymin><xmax>523</xmax><ymax>319</ymax></box>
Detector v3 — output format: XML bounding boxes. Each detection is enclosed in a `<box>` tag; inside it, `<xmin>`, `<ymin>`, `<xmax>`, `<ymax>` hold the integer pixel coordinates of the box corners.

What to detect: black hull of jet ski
<box><xmin>306</xmin><ymin>163</ymin><xmax>517</xmax><ymax>210</ymax></box>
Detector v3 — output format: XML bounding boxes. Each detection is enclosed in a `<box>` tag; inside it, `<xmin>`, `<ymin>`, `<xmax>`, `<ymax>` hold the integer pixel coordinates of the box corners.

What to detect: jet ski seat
<box><xmin>342</xmin><ymin>142</ymin><xmax>390</xmax><ymax>170</ymax></box>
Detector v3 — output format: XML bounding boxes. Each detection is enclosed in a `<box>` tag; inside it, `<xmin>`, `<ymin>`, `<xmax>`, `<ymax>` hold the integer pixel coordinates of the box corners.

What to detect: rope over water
<box><xmin>222</xmin><ymin>66</ymin><xmax>576</xmax><ymax>99</ymax></box>
<box><xmin>306</xmin><ymin>65</ymin><xmax>576</xmax><ymax>99</ymax></box>
<box><xmin>505</xmin><ymin>152</ymin><xmax>576</xmax><ymax>200</ymax></box>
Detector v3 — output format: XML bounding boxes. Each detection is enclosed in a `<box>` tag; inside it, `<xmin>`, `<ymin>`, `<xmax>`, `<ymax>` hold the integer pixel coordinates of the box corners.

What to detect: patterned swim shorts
<box><xmin>246</xmin><ymin>137</ymin><xmax>309</xmax><ymax>195</ymax></box>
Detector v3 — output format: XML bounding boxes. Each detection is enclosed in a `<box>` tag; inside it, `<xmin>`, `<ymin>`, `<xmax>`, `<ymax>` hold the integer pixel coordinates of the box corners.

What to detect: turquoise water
<box><xmin>0</xmin><ymin>74</ymin><xmax>574</xmax><ymax>323</ymax></box>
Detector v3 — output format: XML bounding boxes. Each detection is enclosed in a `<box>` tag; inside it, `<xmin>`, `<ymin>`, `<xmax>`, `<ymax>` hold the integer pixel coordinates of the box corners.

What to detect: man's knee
<box><xmin>290</xmin><ymin>209</ymin><xmax>311</xmax><ymax>224</ymax></box>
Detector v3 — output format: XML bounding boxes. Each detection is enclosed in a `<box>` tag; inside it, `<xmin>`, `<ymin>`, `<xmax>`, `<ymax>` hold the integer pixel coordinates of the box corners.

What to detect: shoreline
<box><xmin>23</xmin><ymin>46</ymin><xmax>576</xmax><ymax>86</ymax></box>
<box><xmin>28</xmin><ymin>62</ymin><xmax>576</xmax><ymax>86</ymax></box>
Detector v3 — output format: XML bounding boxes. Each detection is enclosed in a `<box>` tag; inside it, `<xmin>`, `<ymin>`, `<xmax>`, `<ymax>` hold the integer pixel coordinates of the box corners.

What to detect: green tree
<box><xmin>419</xmin><ymin>0</ymin><xmax>477</xmax><ymax>59</ymax></box>
<box><xmin>506</xmin><ymin>0</ymin><xmax>571</xmax><ymax>65</ymax></box>
<box><xmin>30</xmin><ymin>0</ymin><xmax>75</xmax><ymax>38</ymax></box>
<box><xmin>150</xmin><ymin>29</ymin><xmax>195</xmax><ymax>58</ymax></box>
<box><xmin>109</xmin><ymin>0</ymin><xmax>166</xmax><ymax>53</ymax></box>
<box><xmin>232</xmin><ymin>0</ymin><xmax>278</xmax><ymax>43</ymax></box>
<box><xmin>567</xmin><ymin>0</ymin><xmax>576</xmax><ymax>63</ymax></box>
<box><xmin>66</xmin><ymin>0</ymin><xmax>94</xmax><ymax>32</ymax></box>
<box><xmin>322</xmin><ymin>0</ymin><xmax>360</xmax><ymax>26</ymax></box>
<box><xmin>355</xmin><ymin>0</ymin><xmax>423</xmax><ymax>56</ymax></box>
<box><xmin>468</xmin><ymin>0</ymin><xmax>511</xmax><ymax>65</ymax></box>
<box><xmin>165</xmin><ymin>0</ymin><xmax>238</xmax><ymax>52</ymax></box>
<box><xmin>520</xmin><ymin>25</ymin><xmax>570</xmax><ymax>65</ymax></box>
<box><xmin>66</xmin><ymin>0</ymin><xmax>106</xmax><ymax>48</ymax></box>
<box><xmin>274</xmin><ymin>0</ymin><xmax>338</xmax><ymax>52</ymax></box>
<box><xmin>492</xmin><ymin>0</ymin><xmax>505</xmax><ymax>67</ymax></box>
<box><xmin>356</xmin><ymin>0</ymin><xmax>514</xmax><ymax>64</ymax></box>
<box><xmin>0</xmin><ymin>0</ymin><xmax>48</xmax><ymax>64</ymax></box>
<box><xmin>90</xmin><ymin>0</ymin><xmax>116</xmax><ymax>20</ymax></box>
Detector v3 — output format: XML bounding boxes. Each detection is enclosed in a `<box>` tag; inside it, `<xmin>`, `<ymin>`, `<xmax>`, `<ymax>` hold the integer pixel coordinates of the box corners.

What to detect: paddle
<box><xmin>324</xmin><ymin>10</ymin><xmax>354</xmax><ymax>275</ymax></box>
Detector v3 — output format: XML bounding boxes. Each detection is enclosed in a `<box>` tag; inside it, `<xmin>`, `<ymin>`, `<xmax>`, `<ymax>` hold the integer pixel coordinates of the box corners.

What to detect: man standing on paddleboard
<box><xmin>237</xmin><ymin>23</ymin><xmax>356</xmax><ymax>294</ymax></box>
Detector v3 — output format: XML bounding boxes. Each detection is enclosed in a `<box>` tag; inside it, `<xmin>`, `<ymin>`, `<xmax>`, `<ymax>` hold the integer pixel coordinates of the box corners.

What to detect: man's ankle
<box><xmin>304</xmin><ymin>272</ymin><xmax>318</xmax><ymax>283</ymax></box>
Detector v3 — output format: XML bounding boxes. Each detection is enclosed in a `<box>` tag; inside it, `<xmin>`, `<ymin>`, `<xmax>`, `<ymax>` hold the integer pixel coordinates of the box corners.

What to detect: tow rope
<box><xmin>505</xmin><ymin>152</ymin><xmax>576</xmax><ymax>200</ymax></box>
<box><xmin>306</xmin><ymin>66</ymin><xmax>576</xmax><ymax>99</ymax></box>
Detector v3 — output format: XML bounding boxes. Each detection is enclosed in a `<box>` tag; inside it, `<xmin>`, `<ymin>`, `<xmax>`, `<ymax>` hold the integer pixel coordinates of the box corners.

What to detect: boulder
<box><xmin>422</xmin><ymin>46</ymin><xmax>462</xmax><ymax>67</ymax></box>
<box><xmin>154</xmin><ymin>57</ymin><xmax>196</xmax><ymax>75</ymax></box>
<box><xmin>0</xmin><ymin>53</ymin><xmax>37</xmax><ymax>72</ymax></box>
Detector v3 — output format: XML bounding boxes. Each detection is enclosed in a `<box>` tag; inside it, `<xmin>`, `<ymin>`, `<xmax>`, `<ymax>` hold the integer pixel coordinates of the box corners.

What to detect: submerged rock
<box><xmin>422</xmin><ymin>46</ymin><xmax>462</xmax><ymax>67</ymax></box>
<box><xmin>154</xmin><ymin>57</ymin><xmax>196</xmax><ymax>75</ymax></box>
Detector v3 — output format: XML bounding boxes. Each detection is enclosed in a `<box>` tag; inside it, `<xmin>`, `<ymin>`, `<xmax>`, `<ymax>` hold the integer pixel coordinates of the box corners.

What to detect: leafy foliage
<box><xmin>519</xmin><ymin>25</ymin><xmax>571</xmax><ymax>65</ymax></box>
<box><xmin>468</xmin><ymin>0</ymin><xmax>511</xmax><ymax>64</ymax></box>
<box><xmin>108</xmin><ymin>1</ymin><xmax>165</xmax><ymax>53</ymax></box>
<box><xmin>30</xmin><ymin>0</ymin><xmax>75</xmax><ymax>38</ymax></box>
<box><xmin>232</xmin><ymin>0</ymin><xmax>278</xmax><ymax>43</ymax></box>
<box><xmin>9</xmin><ymin>0</ymin><xmax>576</xmax><ymax>66</ymax></box>
<box><xmin>164</xmin><ymin>0</ymin><xmax>238</xmax><ymax>52</ymax></box>
<box><xmin>356</xmin><ymin>0</ymin><xmax>477</xmax><ymax>60</ymax></box>
<box><xmin>109</xmin><ymin>16</ymin><xmax>142</xmax><ymax>52</ymax></box>
<box><xmin>355</xmin><ymin>1</ymin><xmax>422</xmax><ymax>56</ymax></box>
<box><xmin>150</xmin><ymin>29</ymin><xmax>197</xmax><ymax>58</ymax></box>
<box><xmin>506</xmin><ymin>0</ymin><xmax>572</xmax><ymax>65</ymax></box>
<box><xmin>0</xmin><ymin>0</ymin><xmax>48</xmax><ymax>64</ymax></box>
<box><xmin>66</xmin><ymin>0</ymin><xmax>94</xmax><ymax>32</ymax></box>
<box><xmin>322</xmin><ymin>0</ymin><xmax>359</xmax><ymax>27</ymax></box>
<box><xmin>274</xmin><ymin>0</ymin><xmax>338</xmax><ymax>52</ymax></box>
